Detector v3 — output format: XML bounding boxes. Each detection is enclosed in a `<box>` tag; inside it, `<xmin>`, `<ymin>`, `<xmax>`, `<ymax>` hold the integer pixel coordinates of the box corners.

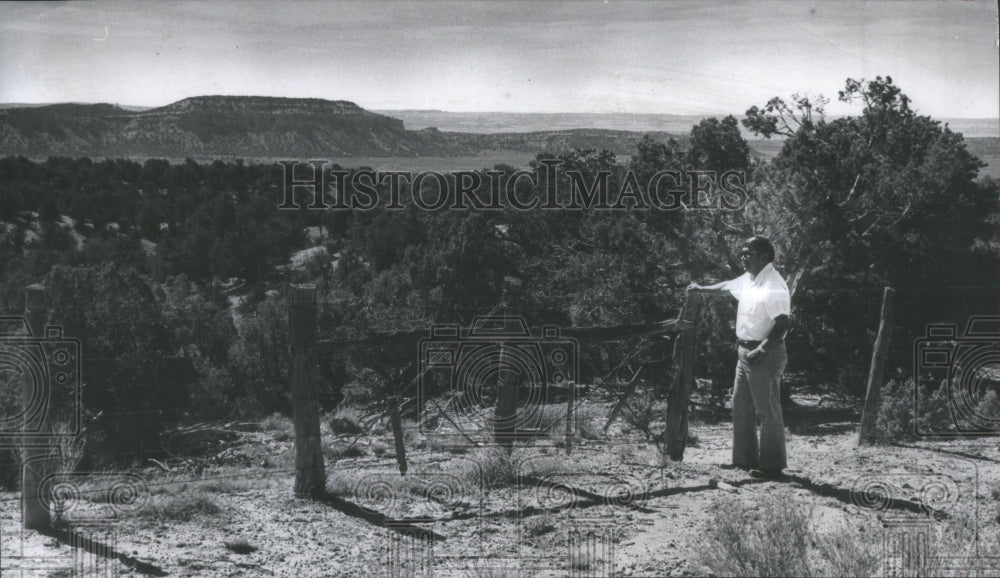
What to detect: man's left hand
<box><xmin>747</xmin><ymin>347</ymin><xmax>766</xmax><ymax>365</ymax></box>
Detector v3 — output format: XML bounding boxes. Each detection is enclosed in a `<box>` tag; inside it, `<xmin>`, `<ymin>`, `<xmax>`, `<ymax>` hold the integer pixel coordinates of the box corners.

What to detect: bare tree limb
<box><xmin>839</xmin><ymin>174</ymin><xmax>862</xmax><ymax>207</ymax></box>
<box><xmin>886</xmin><ymin>203</ymin><xmax>911</xmax><ymax>229</ymax></box>
<box><xmin>862</xmin><ymin>216</ymin><xmax>882</xmax><ymax>237</ymax></box>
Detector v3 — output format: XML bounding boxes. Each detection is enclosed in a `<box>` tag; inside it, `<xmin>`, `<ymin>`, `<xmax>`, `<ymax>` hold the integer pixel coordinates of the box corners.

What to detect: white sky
<box><xmin>1</xmin><ymin>0</ymin><xmax>997</xmax><ymax>117</ymax></box>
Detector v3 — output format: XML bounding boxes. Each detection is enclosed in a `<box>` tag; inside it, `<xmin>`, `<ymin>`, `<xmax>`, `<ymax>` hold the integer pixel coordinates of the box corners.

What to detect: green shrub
<box><xmin>326</xmin><ymin>442</ymin><xmax>365</xmax><ymax>460</ymax></box>
<box><xmin>261</xmin><ymin>413</ymin><xmax>294</xmax><ymax>441</ymax></box>
<box><xmin>573</xmin><ymin>404</ymin><xmax>606</xmax><ymax>441</ymax></box>
<box><xmin>697</xmin><ymin>300</ymin><xmax>741</xmax><ymax>408</ymax></box>
<box><xmin>622</xmin><ymin>391</ymin><xmax>659</xmax><ymax>439</ymax></box>
<box><xmin>45</xmin><ymin>264</ymin><xmax>197</xmax><ymax>465</ymax></box>
<box><xmin>229</xmin><ymin>296</ymin><xmax>290</xmax><ymax>417</ymax></box>
<box><xmin>975</xmin><ymin>390</ymin><xmax>1000</xmax><ymax>426</ymax></box>
<box><xmin>876</xmin><ymin>378</ymin><xmax>916</xmax><ymax>443</ymax></box>
<box><xmin>876</xmin><ymin>378</ymin><xmax>954</xmax><ymax>443</ymax></box>
<box><xmin>328</xmin><ymin>406</ymin><xmax>365</xmax><ymax>435</ymax></box>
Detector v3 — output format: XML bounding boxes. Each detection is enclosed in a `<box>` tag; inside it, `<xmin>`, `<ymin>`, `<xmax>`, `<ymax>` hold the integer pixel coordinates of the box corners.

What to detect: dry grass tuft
<box><xmin>326</xmin><ymin>442</ymin><xmax>365</xmax><ymax>460</ymax></box>
<box><xmin>137</xmin><ymin>494</ymin><xmax>222</xmax><ymax>522</ymax></box>
<box><xmin>462</xmin><ymin>559</ymin><xmax>520</xmax><ymax>578</ymax></box>
<box><xmin>695</xmin><ymin>492</ymin><xmax>881</xmax><ymax>577</ymax></box>
<box><xmin>261</xmin><ymin>413</ymin><xmax>295</xmax><ymax>442</ymax></box>
<box><xmin>223</xmin><ymin>537</ymin><xmax>257</xmax><ymax>554</ymax></box>
<box><xmin>444</xmin><ymin>445</ymin><xmax>520</xmax><ymax>489</ymax></box>
<box><xmin>522</xmin><ymin>513</ymin><xmax>558</xmax><ymax>538</ymax></box>
<box><xmin>328</xmin><ymin>406</ymin><xmax>366</xmax><ymax>435</ymax></box>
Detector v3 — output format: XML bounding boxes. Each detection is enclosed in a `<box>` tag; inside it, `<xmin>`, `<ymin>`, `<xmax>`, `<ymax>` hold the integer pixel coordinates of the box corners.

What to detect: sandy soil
<box><xmin>2</xmin><ymin>395</ymin><xmax>999</xmax><ymax>577</ymax></box>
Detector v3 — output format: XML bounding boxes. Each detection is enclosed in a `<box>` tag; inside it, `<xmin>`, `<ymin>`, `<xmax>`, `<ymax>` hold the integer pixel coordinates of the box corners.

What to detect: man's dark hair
<box><xmin>744</xmin><ymin>236</ymin><xmax>775</xmax><ymax>263</ymax></box>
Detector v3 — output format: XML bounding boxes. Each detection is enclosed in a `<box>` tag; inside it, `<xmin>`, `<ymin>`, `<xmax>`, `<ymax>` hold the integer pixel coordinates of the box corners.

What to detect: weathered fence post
<box><xmin>564</xmin><ymin>377</ymin><xmax>574</xmax><ymax>455</ymax></box>
<box><xmin>493</xmin><ymin>283</ymin><xmax>522</xmax><ymax>452</ymax></box>
<box><xmin>494</xmin><ymin>353</ymin><xmax>518</xmax><ymax>451</ymax></box>
<box><xmin>22</xmin><ymin>283</ymin><xmax>52</xmax><ymax>530</ymax></box>
<box><xmin>289</xmin><ymin>284</ymin><xmax>325</xmax><ymax>498</ymax></box>
<box><xmin>388</xmin><ymin>394</ymin><xmax>408</xmax><ymax>476</ymax></box>
<box><xmin>858</xmin><ymin>287</ymin><xmax>895</xmax><ymax>446</ymax></box>
<box><xmin>665</xmin><ymin>292</ymin><xmax>703</xmax><ymax>461</ymax></box>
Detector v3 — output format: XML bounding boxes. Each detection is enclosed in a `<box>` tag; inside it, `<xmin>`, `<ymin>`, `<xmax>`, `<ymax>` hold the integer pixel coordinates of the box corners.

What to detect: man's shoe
<box><xmin>749</xmin><ymin>468</ymin><xmax>783</xmax><ymax>480</ymax></box>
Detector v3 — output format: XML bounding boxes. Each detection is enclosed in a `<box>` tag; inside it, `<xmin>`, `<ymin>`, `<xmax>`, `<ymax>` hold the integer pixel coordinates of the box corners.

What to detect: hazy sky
<box><xmin>1</xmin><ymin>0</ymin><xmax>997</xmax><ymax>117</ymax></box>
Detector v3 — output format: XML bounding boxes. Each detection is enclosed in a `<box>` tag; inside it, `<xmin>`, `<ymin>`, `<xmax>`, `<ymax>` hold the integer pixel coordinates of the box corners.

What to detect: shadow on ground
<box><xmin>783</xmin><ymin>400</ymin><xmax>861</xmax><ymax>436</ymax></box>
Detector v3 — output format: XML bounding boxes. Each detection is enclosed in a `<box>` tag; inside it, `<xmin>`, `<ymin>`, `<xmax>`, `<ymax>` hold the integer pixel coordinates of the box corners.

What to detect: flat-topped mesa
<box><xmin>147</xmin><ymin>96</ymin><xmax>385</xmax><ymax>118</ymax></box>
<box><xmin>7</xmin><ymin>103</ymin><xmax>134</xmax><ymax>117</ymax></box>
<box><xmin>0</xmin><ymin>95</ymin><xmax>417</xmax><ymax>157</ymax></box>
<box><xmin>0</xmin><ymin>95</ymin><xmax>689</xmax><ymax>159</ymax></box>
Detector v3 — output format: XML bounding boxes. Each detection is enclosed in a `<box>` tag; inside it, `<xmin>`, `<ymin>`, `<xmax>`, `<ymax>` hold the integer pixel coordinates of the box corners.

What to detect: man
<box><xmin>688</xmin><ymin>236</ymin><xmax>790</xmax><ymax>479</ymax></box>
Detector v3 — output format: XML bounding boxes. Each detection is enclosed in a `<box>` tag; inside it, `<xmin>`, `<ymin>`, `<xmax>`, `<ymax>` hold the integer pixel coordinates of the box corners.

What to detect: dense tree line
<box><xmin>743</xmin><ymin>76</ymin><xmax>999</xmax><ymax>390</ymax></box>
<box><xmin>0</xmin><ymin>77</ymin><xmax>996</xmax><ymax>473</ymax></box>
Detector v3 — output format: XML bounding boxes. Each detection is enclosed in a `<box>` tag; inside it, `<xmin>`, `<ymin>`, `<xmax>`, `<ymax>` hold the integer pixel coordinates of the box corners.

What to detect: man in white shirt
<box><xmin>688</xmin><ymin>236</ymin><xmax>790</xmax><ymax>479</ymax></box>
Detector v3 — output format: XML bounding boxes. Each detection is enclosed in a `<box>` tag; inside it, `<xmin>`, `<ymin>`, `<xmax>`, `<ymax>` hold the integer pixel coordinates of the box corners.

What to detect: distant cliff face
<box><xmin>153</xmin><ymin>96</ymin><xmax>377</xmax><ymax>116</ymax></box>
<box><xmin>0</xmin><ymin>96</ymin><xmax>679</xmax><ymax>159</ymax></box>
<box><xmin>0</xmin><ymin>96</ymin><xmax>434</xmax><ymax>157</ymax></box>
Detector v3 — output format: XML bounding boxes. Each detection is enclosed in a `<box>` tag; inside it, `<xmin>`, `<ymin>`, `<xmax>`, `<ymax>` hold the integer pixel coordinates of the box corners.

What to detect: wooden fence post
<box><xmin>289</xmin><ymin>284</ymin><xmax>325</xmax><ymax>498</ymax></box>
<box><xmin>22</xmin><ymin>283</ymin><xmax>52</xmax><ymax>530</ymax></box>
<box><xmin>858</xmin><ymin>287</ymin><xmax>895</xmax><ymax>446</ymax></box>
<box><xmin>665</xmin><ymin>293</ymin><xmax>703</xmax><ymax>461</ymax></box>
<box><xmin>388</xmin><ymin>394</ymin><xmax>408</xmax><ymax>476</ymax></box>
<box><xmin>564</xmin><ymin>378</ymin><xmax>574</xmax><ymax>455</ymax></box>
<box><xmin>494</xmin><ymin>359</ymin><xmax>518</xmax><ymax>451</ymax></box>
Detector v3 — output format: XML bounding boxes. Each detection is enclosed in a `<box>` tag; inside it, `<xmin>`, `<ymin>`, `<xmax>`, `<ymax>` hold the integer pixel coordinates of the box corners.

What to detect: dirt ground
<box><xmin>2</xmin><ymin>393</ymin><xmax>999</xmax><ymax>577</ymax></box>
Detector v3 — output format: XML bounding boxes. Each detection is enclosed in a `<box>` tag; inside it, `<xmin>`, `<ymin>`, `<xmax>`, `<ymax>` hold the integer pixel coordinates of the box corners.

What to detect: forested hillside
<box><xmin>1</xmin><ymin>77</ymin><xmax>997</xmax><ymax>475</ymax></box>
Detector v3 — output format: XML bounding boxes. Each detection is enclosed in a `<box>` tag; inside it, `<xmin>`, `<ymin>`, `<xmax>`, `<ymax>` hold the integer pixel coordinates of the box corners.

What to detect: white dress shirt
<box><xmin>726</xmin><ymin>263</ymin><xmax>791</xmax><ymax>341</ymax></box>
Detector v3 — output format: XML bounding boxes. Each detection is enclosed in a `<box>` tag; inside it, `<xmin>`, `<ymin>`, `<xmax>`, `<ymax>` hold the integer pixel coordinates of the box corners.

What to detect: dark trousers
<box><xmin>732</xmin><ymin>341</ymin><xmax>787</xmax><ymax>471</ymax></box>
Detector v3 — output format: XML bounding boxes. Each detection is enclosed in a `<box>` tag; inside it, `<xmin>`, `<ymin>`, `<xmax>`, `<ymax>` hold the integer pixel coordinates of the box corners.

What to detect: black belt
<box><xmin>737</xmin><ymin>339</ymin><xmax>762</xmax><ymax>349</ymax></box>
